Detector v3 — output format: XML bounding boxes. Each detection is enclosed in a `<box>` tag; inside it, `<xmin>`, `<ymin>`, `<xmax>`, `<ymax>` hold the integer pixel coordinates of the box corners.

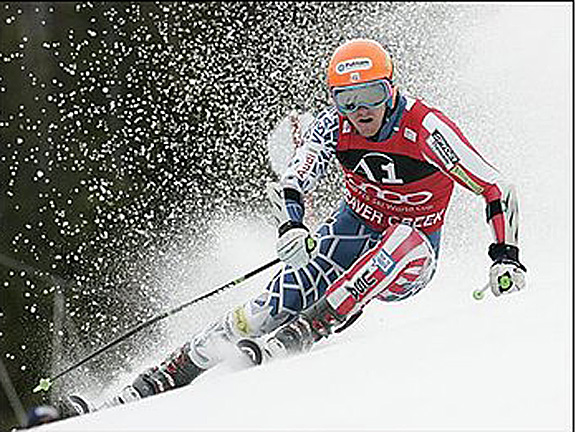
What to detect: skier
<box><xmin>61</xmin><ymin>39</ymin><xmax>526</xmax><ymax>416</ymax></box>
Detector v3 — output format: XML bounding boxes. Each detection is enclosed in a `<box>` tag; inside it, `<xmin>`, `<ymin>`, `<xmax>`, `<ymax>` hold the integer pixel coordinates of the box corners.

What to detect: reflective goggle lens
<box><xmin>332</xmin><ymin>80</ymin><xmax>393</xmax><ymax>114</ymax></box>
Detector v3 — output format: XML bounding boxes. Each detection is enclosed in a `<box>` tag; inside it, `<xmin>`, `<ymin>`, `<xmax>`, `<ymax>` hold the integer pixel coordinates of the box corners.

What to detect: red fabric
<box><xmin>328</xmin><ymin>224</ymin><xmax>430</xmax><ymax>315</ymax></box>
<box><xmin>337</xmin><ymin>100</ymin><xmax>454</xmax><ymax>235</ymax></box>
<box><xmin>336</xmin><ymin>98</ymin><xmax>507</xmax><ymax>242</ymax></box>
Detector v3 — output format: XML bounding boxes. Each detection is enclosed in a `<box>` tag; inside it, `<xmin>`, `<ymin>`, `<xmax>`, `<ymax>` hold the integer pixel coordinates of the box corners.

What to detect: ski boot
<box><xmin>57</xmin><ymin>342</ymin><xmax>206</xmax><ymax>419</ymax></box>
<box><xmin>127</xmin><ymin>342</ymin><xmax>206</xmax><ymax>398</ymax></box>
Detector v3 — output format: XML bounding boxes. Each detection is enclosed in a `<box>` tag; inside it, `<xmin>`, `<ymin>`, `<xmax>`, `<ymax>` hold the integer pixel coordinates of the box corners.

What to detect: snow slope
<box><xmin>42</xmin><ymin>277</ymin><xmax>571</xmax><ymax>431</ymax></box>
<box><xmin>39</xmin><ymin>4</ymin><xmax>572</xmax><ymax>431</ymax></box>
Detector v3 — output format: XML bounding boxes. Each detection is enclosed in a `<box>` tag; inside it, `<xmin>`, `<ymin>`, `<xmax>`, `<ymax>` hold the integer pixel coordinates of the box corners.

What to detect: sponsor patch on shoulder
<box><xmin>403</xmin><ymin>127</ymin><xmax>417</xmax><ymax>142</ymax></box>
<box><xmin>428</xmin><ymin>129</ymin><xmax>460</xmax><ymax>169</ymax></box>
<box><xmin>343</xmin><ymin>120</ymin><xmax>352</xmax><ymax>134</ymax></box>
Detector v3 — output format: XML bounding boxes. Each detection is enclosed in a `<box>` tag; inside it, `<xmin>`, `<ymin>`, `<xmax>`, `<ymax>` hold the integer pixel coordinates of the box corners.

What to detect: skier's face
<box><xmin>346</xmin><ymin>105</ymin><xmax>386</xmax><ymax>138</ymax></box>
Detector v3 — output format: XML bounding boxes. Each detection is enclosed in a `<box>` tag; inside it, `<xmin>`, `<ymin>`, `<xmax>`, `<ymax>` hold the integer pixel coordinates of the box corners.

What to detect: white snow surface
<box><xmin>40</xmin><ymin>4</ymin><xmax>572</xmax><ymax>432</ymax></box>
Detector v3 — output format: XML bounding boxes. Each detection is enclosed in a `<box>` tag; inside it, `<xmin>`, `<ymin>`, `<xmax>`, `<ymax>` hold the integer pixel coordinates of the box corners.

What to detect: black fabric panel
<box><xmin>283</xmin><ymin>187</ymin><xmax>303</xmax><ymax>206</ymax></box>
<box><xmin>485</xmin><ymin>199</ymin><xmax>503</xmax><ymax>222</ymax></box>
<box><xmin>336</xmin><ymin>149</ymin><xmax>439</xmax><ymax>184</ymax></box>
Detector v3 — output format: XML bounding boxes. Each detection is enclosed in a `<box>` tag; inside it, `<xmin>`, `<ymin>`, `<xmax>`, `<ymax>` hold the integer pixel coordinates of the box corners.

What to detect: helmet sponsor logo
<box><xmin>336</xmin><ymin>57</ymin><xmax>373</xmax><ymax>75</ymax></box>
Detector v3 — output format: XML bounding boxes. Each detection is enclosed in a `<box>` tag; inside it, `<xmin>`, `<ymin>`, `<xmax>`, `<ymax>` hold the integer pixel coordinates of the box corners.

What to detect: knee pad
<box><xmin>325</xmin><ymin>223</ymin><xmax>436</xmax><ymax>316</ymax></box>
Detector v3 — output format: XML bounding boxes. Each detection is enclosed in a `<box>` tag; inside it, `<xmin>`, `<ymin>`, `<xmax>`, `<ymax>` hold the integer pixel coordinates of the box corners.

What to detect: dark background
<box><xmin>0</xmin><ymin>3</ymin><xmax>476</xmax><ymax>430</ymax></box>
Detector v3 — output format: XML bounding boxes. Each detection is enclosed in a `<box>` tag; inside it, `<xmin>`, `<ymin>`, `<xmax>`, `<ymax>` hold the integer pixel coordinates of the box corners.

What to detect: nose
<box><xmin>354</xmin><ymin>106</ymin><xmax>370</xmax><ymax>116</ymax></box>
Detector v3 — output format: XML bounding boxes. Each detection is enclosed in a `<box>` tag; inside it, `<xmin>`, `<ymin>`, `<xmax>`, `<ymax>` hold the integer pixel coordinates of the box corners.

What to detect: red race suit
<box><xmin>281</xmin><ymin>95</ymin><xmax>510</xmax><ymax>244</ymax></box>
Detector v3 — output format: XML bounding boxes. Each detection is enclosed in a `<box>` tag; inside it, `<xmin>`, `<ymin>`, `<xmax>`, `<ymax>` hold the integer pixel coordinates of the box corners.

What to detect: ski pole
<box><xmin>33</xmin><ymin>257</ymin><xmax>281</xmax><ymax>393</ymax></box>
<box><xmin>0</xmin><ymin>358</ymin><xmax>28</xmax><ymax>428</ymax></box>
<box><xmin>472</xmin><ymin>283</ymin><xmax>491</xmax><ymax>301</ymax></box>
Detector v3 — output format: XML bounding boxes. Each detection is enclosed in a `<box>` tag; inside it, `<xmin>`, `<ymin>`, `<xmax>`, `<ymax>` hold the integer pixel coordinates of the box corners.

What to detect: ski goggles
<box><xmin>331</xmin><ymin>79</ymin><xmax>393</xmax><ymax>114</ymax></box>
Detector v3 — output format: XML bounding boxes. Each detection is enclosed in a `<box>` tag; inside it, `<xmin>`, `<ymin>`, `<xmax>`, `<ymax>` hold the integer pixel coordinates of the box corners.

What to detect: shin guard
<box><xmin>325</xmin><ymin>223</ymin><xmax>436</xmax><ymax>316</ymax></box>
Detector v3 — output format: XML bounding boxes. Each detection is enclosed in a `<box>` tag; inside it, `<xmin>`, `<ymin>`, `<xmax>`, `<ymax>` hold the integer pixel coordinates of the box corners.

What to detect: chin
<box><xmin>359</xmin><ymin>126</ymin><xmax>379</xmax><ymax>137</ymax></box>
<box><xmin>352</xmin><ymin>117</ymin><xmax>381</xmax><ymax>137</ymax></box>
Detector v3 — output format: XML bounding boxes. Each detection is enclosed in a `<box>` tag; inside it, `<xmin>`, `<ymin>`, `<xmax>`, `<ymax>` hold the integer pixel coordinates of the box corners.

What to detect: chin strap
<box><xmin>387</xmin><ymin>84</ymin><xmax>398</xmax><ymax>109</ymax></box>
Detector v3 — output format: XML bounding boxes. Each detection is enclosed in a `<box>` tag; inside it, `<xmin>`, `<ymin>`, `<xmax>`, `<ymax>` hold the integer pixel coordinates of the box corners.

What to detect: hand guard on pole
<box><xmin>485</xmin><ymin>183</ymin><xmax>526</xmax><ymax>297</ymax></box>
<box><xmin>267</xmin><ymin>182</ymin><xmax>318</xmax><ymax>269</ymax></box>
<box><xmin>276</xmin><ymin>221</ymin><xmax>318</xmax><ymax>270</ymax></box>
<box><xmin>488</xmin><ymin>243</ymin><xmax>526</xmax><ymax>296</ymax></box>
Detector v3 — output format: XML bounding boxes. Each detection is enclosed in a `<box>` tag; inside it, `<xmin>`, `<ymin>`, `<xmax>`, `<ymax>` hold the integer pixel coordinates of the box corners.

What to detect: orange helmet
<box><xmin>327</xmin><ymin>39</ymin><xmax>394</xmax><ymax>88</ymax></box>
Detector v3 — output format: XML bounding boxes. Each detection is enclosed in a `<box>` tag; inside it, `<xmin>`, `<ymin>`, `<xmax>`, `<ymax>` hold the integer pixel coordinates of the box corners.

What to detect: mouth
<box><xmin>358</xmin><ymin>117</ymin><xmax>374</xmax><ymax>124</ymax></box>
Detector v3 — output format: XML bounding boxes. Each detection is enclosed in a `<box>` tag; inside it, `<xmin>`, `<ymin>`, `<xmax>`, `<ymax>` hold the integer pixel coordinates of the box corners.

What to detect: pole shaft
<box><xmin>0</xmin><ymin>358</ymin><xmax>28</xmax><ymax>427</ymax></box>
<box><xmin>50</xmin><ymin>257</ymin><xmax>281</xmax><ymax>383</ymax></box>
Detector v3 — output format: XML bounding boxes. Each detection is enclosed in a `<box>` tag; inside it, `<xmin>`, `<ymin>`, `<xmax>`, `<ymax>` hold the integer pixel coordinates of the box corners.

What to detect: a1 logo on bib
<box><xmin>353</xmin><ymin>152</ymin><xmax>403</xmax><ymax>184</ymax></box>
